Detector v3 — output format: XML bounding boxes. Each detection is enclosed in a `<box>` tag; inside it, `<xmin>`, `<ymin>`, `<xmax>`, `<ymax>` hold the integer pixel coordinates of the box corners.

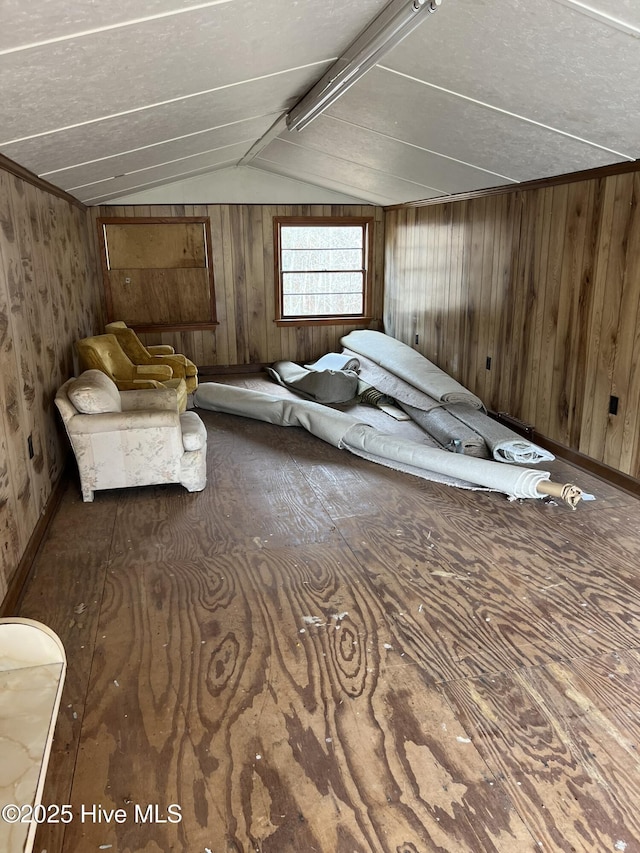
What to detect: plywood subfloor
<box><xmin>17</xmin><ymin>376</ymin><xmax>640</xmax><ymax>853</ymax></box>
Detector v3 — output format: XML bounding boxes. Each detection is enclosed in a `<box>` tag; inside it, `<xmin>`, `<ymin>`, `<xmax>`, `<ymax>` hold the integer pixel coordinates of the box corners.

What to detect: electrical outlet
<box><xmin>414</xmin><ymin>334</ymin><xmax>419</xmax><ymax>345</ymax></box>
<box><xmin>609</xmin><ymin>395</ymin><xmax>619</xmax><ymax>415</ymax></box>
<box><xmin>28</xmin><ymin>434</ymin><xmax>34</xmax><ymax>459</ymax></box>
<box><xmin>486</xmin><ymin>356</ymin><xmax>492</xmax><ymax>370</ymax></box>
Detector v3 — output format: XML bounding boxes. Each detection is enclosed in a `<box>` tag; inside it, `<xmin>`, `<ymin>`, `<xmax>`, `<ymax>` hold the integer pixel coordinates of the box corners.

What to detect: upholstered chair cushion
<box><xmin>180</xmin><ymin>411</ymin><xmax>207</xmax><ymax>451</ymax></box>
<box><xmin>55</xmin><ymin>372</ymin><xmax>207</xmax><ymax>502</ymax></box>
<box><xmin>67</xmin><ymin>370</ymin><xmax>122</xmax><ymax>414</ymax></box>
<box><xmin>104</xmin><ymin>321</ymin><xmax>198</xmax><ymax>392</ymax></box>
<box><xmin>76</xmin><ymin>335</ymin><xmax>188</xmax><ymax>412</ymax></box>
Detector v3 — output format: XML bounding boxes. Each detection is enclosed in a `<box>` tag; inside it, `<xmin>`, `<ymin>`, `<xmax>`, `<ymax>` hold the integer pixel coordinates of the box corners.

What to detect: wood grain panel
<box><xmin>97</xmin><ymin>216</ymin><xmax>216</xmax><ymax>330</ymax></box>
<box><xmin>0</xmin><ymin>160</ymin><xmax>101</xmax><ymax>607</ymax></box>
<box><xmin>93</xmin><ymin>204</ymin><xmax>385</xmax><ymax>370</ymax></box>
<box><xmin>0</xmin><ymin>173</ymin><xmax>39</xmax><ymax>546</ymax></box>
<box><xmin>109</xmin><ymin>268</ymin><xmax>211</xmax><ymax>324</ymax></box>
<box><xmin>443</xmin><ymin>658</ymin><xmax>640</xmax><ymax>852</ymax></box>
<box><xmin>105</xmin><ymin>221</ymin><xmax>206</xmax><ymax>268</ymax></box>
<box><xmin>385</xmin><ymin>166</ymin><xmax>640</xmax><ymax>479</ymax></box>
<box><xmin>58</xmin><ymin>538</ymin><xmax>535</xmax><ymax>853</ymax></box>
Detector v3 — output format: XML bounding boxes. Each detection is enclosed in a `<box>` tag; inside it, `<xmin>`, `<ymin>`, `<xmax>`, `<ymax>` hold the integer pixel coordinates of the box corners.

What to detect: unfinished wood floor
<box><xmin>17</xmin><ymin>377</ymin><xmax>640</xmax><ymax>853</ymax></box>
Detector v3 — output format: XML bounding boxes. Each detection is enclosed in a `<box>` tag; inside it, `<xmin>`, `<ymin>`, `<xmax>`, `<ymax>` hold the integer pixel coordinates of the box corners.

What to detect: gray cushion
<box><xmin>267</xmin><ymin>361</ymin><xmax>359</xmax><ymax>404</ymax></box>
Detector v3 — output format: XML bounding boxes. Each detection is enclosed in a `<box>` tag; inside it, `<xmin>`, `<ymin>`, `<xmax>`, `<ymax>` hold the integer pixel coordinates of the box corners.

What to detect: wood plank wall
<box><xmin>0</xmin><ymin>166</ymin><xmax>102</xmax><ymax>606</ymax></box>
<box><xmin>90</xmin><ymin>204</ymin><xmax>385</xmax><ymax>367</ymax></box>
<box><xmin>384</xmin><ymin>169</ymin><xmax>640</xmax><ymax>479</ymax></box>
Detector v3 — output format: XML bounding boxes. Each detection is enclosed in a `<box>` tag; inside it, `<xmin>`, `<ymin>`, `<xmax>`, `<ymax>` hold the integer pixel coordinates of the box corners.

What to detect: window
<box><xmin>274</xmin><ymin>216</ymin><xmax>373</xmax><ymax>325</ymax></box>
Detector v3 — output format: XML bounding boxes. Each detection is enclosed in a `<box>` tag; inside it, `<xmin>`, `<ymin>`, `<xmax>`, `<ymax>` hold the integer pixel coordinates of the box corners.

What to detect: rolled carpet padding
<box><xmin>341</xmin><ymin>424</ymin><xmax>557</xmax><ymax>500</ymax></box>
<box><xmin>343</xmin><ymin>348</ymin><xmax>488</xmax><ymax>455</ymax></box>
<box><xmin>194</xmin><ymin>382</ymin><xmax>581</xmax><ymax>503</ymax></box>
<box><xmin>343</xmin><ymin>348</ymin><xmax>447</xmax><ymax>411</ymax></box>
<box><xmin>445</xmin><ymin>403</ymin><xmax>555</xmax><ymax>464</ymax></box>
<box><xmin>266</xmin><ymin>360</ymin><xmax>359</xmax><ymax>404</ymax></box>
<box><xmin>347</xmin><ymin>348</ymin><xmax>548</xmax><ymax>463</ymax></box>
<box><xmin>195</xmin><ymin>382</ymin><xmax>357</xmax><ymax>445</ymax></box>
<box><xmin>305</xmin><ymin>352</ymin><xmax>361</xmax><ymax>373</ymax></box>
<box><xmin>399</xmin><ymin>402</ymin><xmax>489</xmax><ymax>457</ymax></box>
<box><xmin>341</xmin><ymin>330</ymin><xmax>484</xmax><ymax>409</ymax></box>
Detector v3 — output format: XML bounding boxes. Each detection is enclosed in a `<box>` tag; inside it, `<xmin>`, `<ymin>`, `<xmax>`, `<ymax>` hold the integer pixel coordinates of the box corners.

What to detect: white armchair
<box><xmin>55</xmin><ymin>370</ymin><xmax>207</xmax><ymax>502</ymax></box>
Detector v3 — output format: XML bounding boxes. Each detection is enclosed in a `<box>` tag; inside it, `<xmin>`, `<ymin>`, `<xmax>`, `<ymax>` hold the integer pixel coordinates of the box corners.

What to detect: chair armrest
<box><xmin>120</xmin><ymin>387</ymin><xmax>179</xmax><ymax>412</ymax></box>
<box><xmin>116</xmin><ymin>378</ymin><xmax>164</xmax><ymax>390</ymax></box>
<box><xmin>135</xmin><ymin>364</ymin><xmax>173</xmax><ymax>381</ymax></box>
<box><xmin>148</xmin><ymin>354</ymin><xmax>194</xmax><ymax>378</ymax></box>
<box><xmin>148</xmin><ymin>344</ymin><xmax>175</xmax><ymax>355</ymax></box>
<box><xmin>67</xmin><ymin>409</ymin><xmax>179</xmax><ymax>434</ymax></box>
<box><xmin>180</xmin><ymin>411</ymin><xmax>207</xmax><ymax>451</ymax></box>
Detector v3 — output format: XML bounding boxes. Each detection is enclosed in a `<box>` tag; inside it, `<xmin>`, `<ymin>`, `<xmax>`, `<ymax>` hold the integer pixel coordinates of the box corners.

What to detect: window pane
<box><xmin>282</xmin><ymin>272</ymin><xmax>363</xmax><ymax>295</ymax></box>
<box><xmin>281</xmin><ymin>248</ymin><xmax>363</xmax><ymax>272</ymax></box>
<box><xmin>283</xmin><ymin>291</ymin><xmax>363</xmax><ymax>316</ymax></box>
<box><xmin>281</xmin><ymin>226</ymin><xmax>363</xmax><ymax>250</ymax></box>
<box><xmin>282</xmin><ymin>272</ymin><xmax>363</xmax><ymax>316</ymax></box>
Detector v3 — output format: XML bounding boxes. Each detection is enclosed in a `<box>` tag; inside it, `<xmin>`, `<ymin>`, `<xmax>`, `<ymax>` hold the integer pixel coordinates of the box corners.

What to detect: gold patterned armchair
<box><xmin>76</xmin><ymin>334</ymin><xmax>187</xmax><ymax>412</ymax></box>
<box><xmin>105</xmin><ymin>321</ymin><xmax>198</xmax><ymax>394</ymax></box>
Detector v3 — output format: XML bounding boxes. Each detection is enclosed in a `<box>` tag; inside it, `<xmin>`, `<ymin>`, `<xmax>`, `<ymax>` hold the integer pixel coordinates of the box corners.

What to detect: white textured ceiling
<box><xmin>1</xmin><ymin>0</ymin><xmax>638</xmax><ymax>205</ymax></box>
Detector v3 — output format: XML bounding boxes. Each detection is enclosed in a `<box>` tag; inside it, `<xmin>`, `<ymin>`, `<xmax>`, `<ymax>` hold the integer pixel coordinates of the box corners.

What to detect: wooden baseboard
<box><xmin>0</xmin><ymin>470</ymin><xmax>68</xmax><ymax>617</ymax></box>
<box><xmin>488</xmin><ymin>410</ymin><xmax>640</xmax><ymax>498</ymax></box>
<box><xmin>532</xmin><ymin>433</ymin><xmax>640</xmax><ymax>498</ymax></box>
<box><xmin>198</xmin><ymin>363</ymin><xmax>269</xmax><ymax>376</ymax></box>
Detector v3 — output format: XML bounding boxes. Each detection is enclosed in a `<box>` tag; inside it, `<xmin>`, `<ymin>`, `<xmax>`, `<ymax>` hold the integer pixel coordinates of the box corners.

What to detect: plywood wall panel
<box><xmin>0</xmin><ymin>163</ymin><xmax>101</xmax><ymax>607</ymax></box>
<box><xmin>0</xmin><ymin>180</ymin><xmax>25</xmax><ymax>581</ymax></box>
<box><xmin>606</xmin><ymin>174</ymin><xmax>640</xmax><ymax>473</ymax></box>
<box><xmin>0</xmin><ymin>173</ymin><xmax>38</xmax><ymax>541</ymax></box>
<box><xmin>385</xmin><ymin>168</ymin><xmax>640</xmax><ymax>479</ymax></box>
<box><xmin>9</xmin><ymin>176</ymin><xmax>51</xmax><ymax>513</ymax></box>
<box><xmin>94</xmin><ymin>204</ymin><xmax>385</xmax><ymax>369</ymax></box>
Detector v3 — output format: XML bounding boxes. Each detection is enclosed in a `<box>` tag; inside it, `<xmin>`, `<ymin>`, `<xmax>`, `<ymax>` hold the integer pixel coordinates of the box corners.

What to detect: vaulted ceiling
<box><xmin>2</xmin><ymin>0</ymin><xmax>639</xmax><ymax>206</ymax></box>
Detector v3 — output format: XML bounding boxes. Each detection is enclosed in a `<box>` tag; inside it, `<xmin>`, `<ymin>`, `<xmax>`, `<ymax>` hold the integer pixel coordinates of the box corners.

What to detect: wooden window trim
<box><xmin>97</xmin><ymin>216</ymin><xmax>218</xmax><ymax>332</ymax></box>
<box><xmin>273</xmin><ymin>215</ymin><xmax>374</xmax><ymax>326</ymax></box>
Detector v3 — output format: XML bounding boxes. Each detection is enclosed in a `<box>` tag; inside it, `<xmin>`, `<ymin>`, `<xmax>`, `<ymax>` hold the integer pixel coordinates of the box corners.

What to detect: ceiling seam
<box><xmin>321</xmin><ymin>114</ymin><xmax>518</xmax><ymax>183</ymax></box>
<box><xmin>269</xmin><ymin>137</ymin><xmax>450</xmax><ymax>195</ymax></box>
<box><xmin>0</xmin><ymin>60</ymin><xmax>333</xmax><ymax>147</ymax></box>
<box><xmin>243</xmin><ymin>164</ymin><xmax>368</xmax><ymax>202</ymax></box>
<box><xmin>81</xmin><ymin>159</ymin><xmax>243</xmax><ymax>204</ymax></box>
<box><xmin>255</xmin><ymin>145</ymin><xmax>445</xmax><ymax>199</ymax></box>
<box><xmin>548</xmin><ymin>0</ymin><xmax>640</xmax><ymax>37</ymax></box>
<box><xmin>66</xmin><ymin>140</ymin><xmax>257</xmax><ymax>191</ymax></box>
<box><xmin>40</xmin><ymin>112</ymin><xmax>284</xmax><ymax>177</ymax></box>
<box><xmin>252</xmin><ymin>160</ymin><xmax>393</xmax><ymax>205</ymax></box>
<box><xmin>0</xmin><ymin>0</ymin><xmax>235</xmax><ymax>56</ymax></box>
<box><xmin>377</xmin><ymin>64</ymin><xmax>636</xmax><ymax>161</ymax></box>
